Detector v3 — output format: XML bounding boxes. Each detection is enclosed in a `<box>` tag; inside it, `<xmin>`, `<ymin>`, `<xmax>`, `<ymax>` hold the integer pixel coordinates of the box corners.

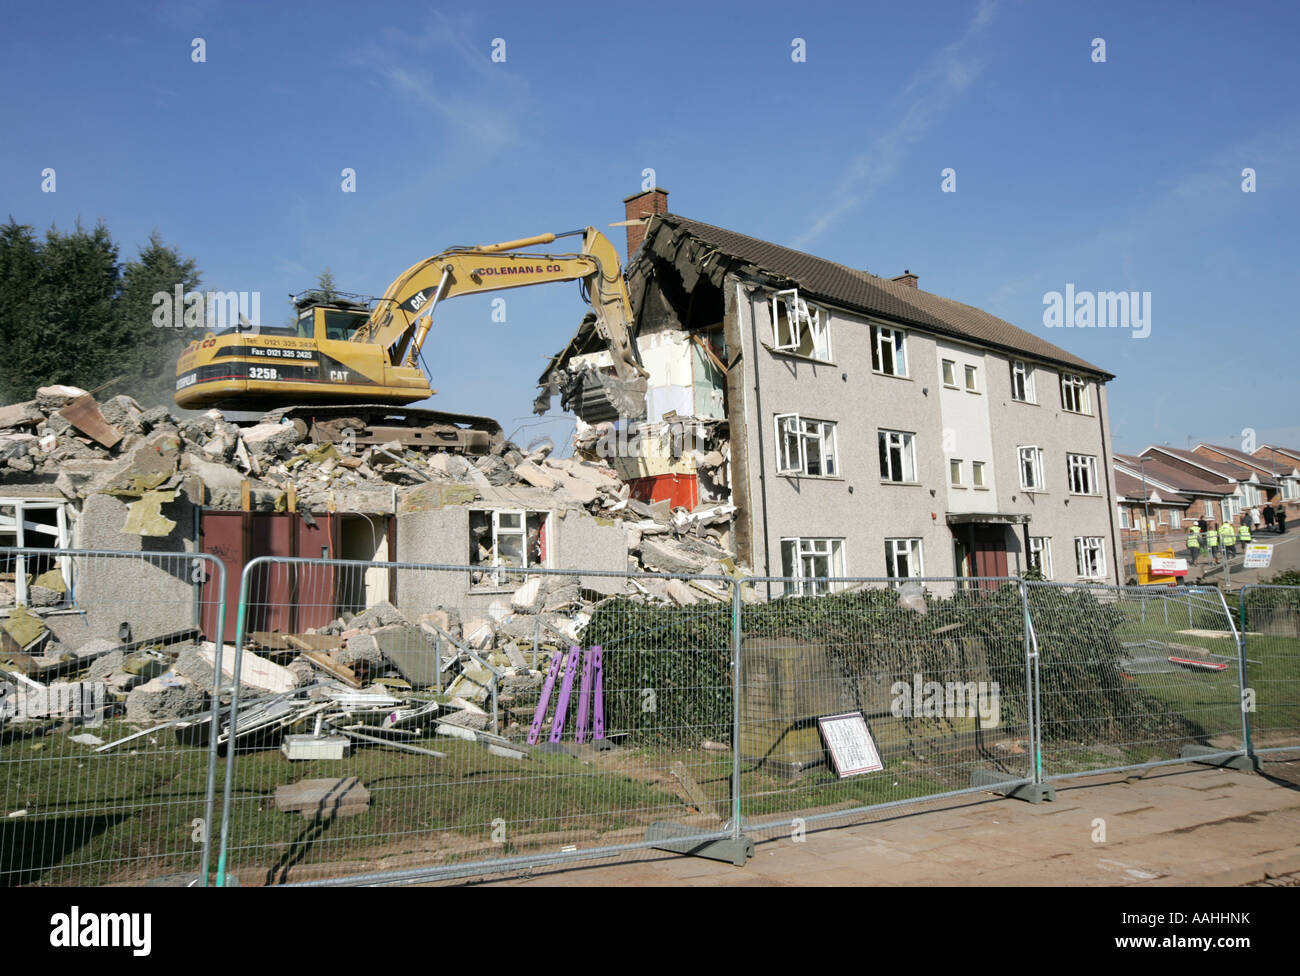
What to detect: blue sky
<box><xmin>2</xmin><ymin>0</ymin><xmax>1297</xmax><ymax>456</ymax></box>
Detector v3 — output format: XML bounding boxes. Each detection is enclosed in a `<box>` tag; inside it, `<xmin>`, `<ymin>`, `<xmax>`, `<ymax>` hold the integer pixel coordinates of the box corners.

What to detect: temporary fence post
<box><xmin>730</xmin><ymin>578</ymin><xmax>743</xmax><ymax>841</ymax></box>
<box><xmin>491</xmin><ymin>675</ymin><xmax>500</xmax><ymax>736</ymax></box>
<box><xmin>1238</xmin><ymin>586</ymin><xmax>1255</xmax><ymax>766</ymax></box>
<box><xmin>198</xmin><ymin>556</ymin><xmax>226</xmax><ymax>888</ymax></box>
<box><xmin>215</xmin><ymin>556</ymin><xmax>260</xmax><ymax>889</ymax></box>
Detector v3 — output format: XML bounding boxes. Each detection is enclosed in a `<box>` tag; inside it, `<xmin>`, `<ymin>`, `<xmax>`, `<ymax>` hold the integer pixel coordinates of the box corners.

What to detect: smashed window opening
<box><xmin>0</xmin><ymin>499</ymin><xmax>71</xmax><ymax>609</ymax></box>
<box><xmin>771</xmin><ymin>289</ymin><xmax>831</xmax><ymax>360</ymax></box>
<box><xmin>469</xmin><ymin>509</ymin><xmax>549</xmax><ymax>586</ymax></box>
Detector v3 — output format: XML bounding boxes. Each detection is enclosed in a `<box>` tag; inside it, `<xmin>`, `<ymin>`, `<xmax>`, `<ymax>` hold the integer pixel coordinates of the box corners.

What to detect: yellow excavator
<box><xmin>174</xmin><ymin>228</ymin><xmax>647</xmax><ymax>453</ymax></box>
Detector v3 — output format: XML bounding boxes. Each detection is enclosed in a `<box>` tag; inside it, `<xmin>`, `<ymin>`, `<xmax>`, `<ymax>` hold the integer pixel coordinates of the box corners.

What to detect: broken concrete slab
<box><xmin>371</xmin><ymin>625</ymin><xmax>438</xmax><ymax>687</ymax></box>
<box><xmin>666</xmin><ymin>578</ymin><xmax>699</xmax><ymax>606</ymax></box>
<box><xmin>0</xmin><ymin>401</ymin><xmax>44</xmax><ymax>430</ymax></box>
<box><xmin>511</xmin><ymin>577</ymin><xmax>544</xmax><ymax>613</ymax></box>
<box><xmin>514</xmin><ymin>460</ymin><xmax>558</xmax><ymax>490</ymax></box>
<box><xmin>339</xmin><ymin>632</ymin><xmax>384</xmax><ymax>669</ymax></box>
<box><xmin>35</xmin><ymin>385</ymin><xmax>88</xmax><ymax>412</ymax></box>
<box><xmin>198</xmin><ymin>645</ymin><xmax>295</xmax><ymax>695</ymax></box>
<box><xmin>125</xmin><ymin>674</ymin><xmax>206</xmax><ymax>723</ymax></box>
<box><xmin>274</xmin><ymin>777</ymin><xmax>369</xmax><ymax>818</ymax></box>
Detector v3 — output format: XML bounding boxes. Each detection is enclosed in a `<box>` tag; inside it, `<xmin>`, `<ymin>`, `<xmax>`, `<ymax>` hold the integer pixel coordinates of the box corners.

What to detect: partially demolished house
<box><xmin>538</xmin><ymin>188</ymin><xmax>1122</xmax><ymax>588</ymax></box>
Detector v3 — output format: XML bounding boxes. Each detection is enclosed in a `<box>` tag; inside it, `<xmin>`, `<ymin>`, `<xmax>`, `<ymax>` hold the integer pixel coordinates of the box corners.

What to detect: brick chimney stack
<box><xmin>622</xmin><ymin>187</ymin><xmax>669</xmax><ymax>261</ymax></box>
<box><xmin>892</xmin><ymin>270</ymin><xmax>918</xmax><ymax>289</ymax></box>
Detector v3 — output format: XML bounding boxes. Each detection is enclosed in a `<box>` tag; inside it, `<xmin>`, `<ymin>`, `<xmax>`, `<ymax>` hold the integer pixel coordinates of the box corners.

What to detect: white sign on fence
<box><xmin>1243</xmin><ymin>544</ymin><xmax>1274</xmax><ymax>569</ymax></box>
<box><xmin>818</xmin><ymin>711</ymin><xmax>884</xmax><ymax>777</ymax></box>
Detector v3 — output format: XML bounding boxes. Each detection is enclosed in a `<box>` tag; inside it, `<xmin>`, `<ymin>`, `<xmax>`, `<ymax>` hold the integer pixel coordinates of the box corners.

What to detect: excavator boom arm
<box><xmin>358</xmin><ymin>226</ymin><xmax>646</xmax><ymax>386</ymax></box>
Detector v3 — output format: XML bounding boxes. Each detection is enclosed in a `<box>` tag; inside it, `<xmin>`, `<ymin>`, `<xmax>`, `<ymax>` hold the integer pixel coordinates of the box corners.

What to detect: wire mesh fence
<box><xmin>5</xmin><ymin>544</ymin><xmax>1290</xmax><ymax>887</ymax></box>
<box><xmin>1238</xmin><ymin>585</ymin><xmax>1300</xmax><ymax>758</ymax></box>
<box><xmin>1026</xmin><ymin>581</ymin><xmax>1246</xmax><ymax>781</ymax></box>
<box><xmin>214</xmin><ymin>557</ymin><xmax>739</xmax><ymax>887</ymax></box>
<box><xmin>0</xmin><ymin>547</ymin><xmax>227</xmax><ymax>886</ymax></box>
<box><xmin>734</xmin><ymin>576</ymin><xmax>1035</xmax><ymax>840</ymax></box>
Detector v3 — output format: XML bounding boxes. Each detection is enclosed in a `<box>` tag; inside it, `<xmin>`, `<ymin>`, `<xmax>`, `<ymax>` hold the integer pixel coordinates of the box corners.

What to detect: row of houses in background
<box><xmin>1113</xmin><ymin>444</ymin><xmax>1300</xmax><ymax>572</ymax></box>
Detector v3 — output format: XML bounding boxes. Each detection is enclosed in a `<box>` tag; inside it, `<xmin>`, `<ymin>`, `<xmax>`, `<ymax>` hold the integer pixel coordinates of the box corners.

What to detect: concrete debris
<box><xmin>274</xmin><ymin>777</ymin><xmax>370</xmax><ymax>818</ymax></box>
<box><xmin>125</xmin><ymin>674</ymin><xmax>205</xmax><ymax>722</ymax></box>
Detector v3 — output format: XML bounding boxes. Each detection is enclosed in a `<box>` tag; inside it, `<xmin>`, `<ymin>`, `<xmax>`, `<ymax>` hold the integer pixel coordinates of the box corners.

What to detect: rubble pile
<box><xmin>0</xmin><ymin>593</ymin><xmax>587</xmax><ymax>760</ymax></box>
<box><xmin>0</xmin><ymin>385</ymin><xmax>742</xmax><ymax>588</ymax></box>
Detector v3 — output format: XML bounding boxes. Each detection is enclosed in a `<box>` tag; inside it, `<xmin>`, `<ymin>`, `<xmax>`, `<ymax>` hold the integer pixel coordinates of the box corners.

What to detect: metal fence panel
<box><xmin>0</xmin><ymin>547</ymin><xmax>226</xmax><ymax>886</ymax></box>
<box><xmin>1026</xmin><ymin>581</ymin><xmax>1246</xmax><ymax>781</ymax></box>
<box><xmin>735</xmin><ymin>576</ymin><xmax>1035</xmax><ymax>839</ymax></box>
<box><xmin>1239</xmin><ymin>585</ymin><xmax>1300</xmax><ymax>757</ymax></box>
<box><xmin>215</xmin><ymin>557</ymin><xmax>739</xmax><ymax>886</ymax></box>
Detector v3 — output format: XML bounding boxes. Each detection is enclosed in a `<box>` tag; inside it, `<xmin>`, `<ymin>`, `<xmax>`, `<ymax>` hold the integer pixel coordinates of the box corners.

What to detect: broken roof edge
<box><xmin>643</xmin><ymin>212</ymin><xmax>1117</xmax><ymax>382</ymax></box>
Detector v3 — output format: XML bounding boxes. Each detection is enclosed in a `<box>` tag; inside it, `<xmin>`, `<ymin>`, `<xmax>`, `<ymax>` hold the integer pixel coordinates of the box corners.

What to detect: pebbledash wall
<box><xmin>726</xmin><ymin>276</ymin><xmax>1122</xmax><ymax>587</ymax></box>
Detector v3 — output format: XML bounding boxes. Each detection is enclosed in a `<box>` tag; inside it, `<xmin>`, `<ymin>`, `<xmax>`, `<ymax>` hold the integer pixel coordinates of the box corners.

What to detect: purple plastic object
<box><xmin>527</xmin><ymin>649</ymin><xmax>564</xmax><ymax>745</ymax></box>
<box><xmin>548</xmin><ymin>646</ymin><xmax>581</xmax><ymax>743</ymax></box>
<box><xmin>575</xmin><ymin>650</ymin><xmax>595</xmax><ymax>743</ymax></box>
<box><xmin>591</xmin><ymin>646</ymin><xmax>605</xmax><ymax>740</ymax></box>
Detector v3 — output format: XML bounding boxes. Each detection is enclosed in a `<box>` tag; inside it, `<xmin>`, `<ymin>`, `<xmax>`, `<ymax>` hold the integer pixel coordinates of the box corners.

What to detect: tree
<box><xmin>0</xmin><ymin>219</ymin><xmax>121</xmax><ymax>401</ymax></box>
<box><xmin>0</xmin><ymin>220</ymin><xmax>202</xmax><ymax>407</ymax></box>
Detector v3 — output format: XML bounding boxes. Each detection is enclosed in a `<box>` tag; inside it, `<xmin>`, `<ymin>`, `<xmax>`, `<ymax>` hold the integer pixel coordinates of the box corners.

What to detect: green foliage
<box><xmin>585</xmin><ymin>583</ymin><xmax>1203</xmax><ymax>748</ymax></box>
<box><xmin>0</xmin><ymin>220</ymin><xmax>202</xmax><ymax>406</ymax></box>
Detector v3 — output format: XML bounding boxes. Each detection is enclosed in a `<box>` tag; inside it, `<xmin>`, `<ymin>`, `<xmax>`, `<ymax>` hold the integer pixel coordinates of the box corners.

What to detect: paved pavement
<box><xmin>482</xmin><ymin>756</ymin><xmax>1300</xmax><ymax>887</ymax></box>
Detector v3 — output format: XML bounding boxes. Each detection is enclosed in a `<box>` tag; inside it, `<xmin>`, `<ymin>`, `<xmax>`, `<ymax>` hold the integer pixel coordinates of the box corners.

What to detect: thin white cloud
<box><xmin>793</xmin><ymin>0</ymin><xmax>1000</xmax><ymax>247</ymax></box>
<box><xmin>357</xmin><ymin>11</ymin><xmax>531</xmax><ymax>155</ymax></box>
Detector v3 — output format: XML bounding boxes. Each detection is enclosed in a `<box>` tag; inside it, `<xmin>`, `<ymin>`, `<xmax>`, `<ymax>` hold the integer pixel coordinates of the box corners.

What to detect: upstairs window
<box><xmin>1010</xmin><ymin>360</ymin><xmax>1035</xmax><ymax>402</ymax></box>
<box><xmin>879</xmin><ymin>429</ymin><xmax>917</xmax><ymax>482</ymax></box>
<box><xmin>871</xmin><ymin>325</ymin><xmax>908</xmax><ymax>376</ymax></box>
<box><xmin>964</xmin><ymin>364</ymin><xmax>979</xmax><ymax>393</ymax></box>
<box><xmin>771</xmin><ymin>289</ymin><xmax>831</xmax><ymax>360</ymax></box>
<box><xmin>1061</xmin><ymin>373</ymin><xmax>1090</xmax><ymax>414</ymax></box>
<box><xmin>1019</xmin><ymin>446</ymin><xmax>1045</xmax><ymax>490</ymax></box>
<box><xmin>941</xmin><ymin>359</ymin><xmax>957</xmax><ymax>387</ymax></box>
<box><xmin>1067</xmin><ymin>453</ymin><xmax>1099</xmax><ymax>495</ymax></box>
<box><xmin>775</xmin><ymin>414</ymin><xmax>839</xmax><ymax>477</ymax></box>
<box><xmin>971</xmin><ymin>461</ymin><xmax>987</xmax><ymax>488</ymax></box>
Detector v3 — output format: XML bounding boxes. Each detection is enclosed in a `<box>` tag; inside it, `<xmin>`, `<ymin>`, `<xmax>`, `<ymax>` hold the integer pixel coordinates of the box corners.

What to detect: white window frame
<box><xmin>1118</xmin><ymin>506</ymin><xmax>1130</xmax><ymax>529</ymax></box>
<box><xmin>771</xmin><ymin>289</ymin><xmax>831</xmax><ymax>360</ymax></box>
<box><xmin>879</xmin><ymin>429</ymin><xmax>917</xmax><ymax>483</ymax></box>
<box><xmin>0</xmin><ymin>499</ymin><xmax>72</xmax><ymax>608</ymax></box>
<box><xmin>774</xmin><ymin>414</ymin><xmax>839</xmax><ymax>477</ymax></box>
<box><xmin>964</xmin><ymin>364</ymin><xmax>979</xmax><ymax>393</ymax></box>
<box><xmin>780</xmin><ymin>536</ymin><xmax>846</xmax><ymax>596</ymax></box>
<box><xmin>1221</xmin><ymin>498</ymin><xmax>1238</xmax><ymax>523</ymax></box>
<box><xmin>870</xmin><ymin>324</ymin><xmax>908</xmax><ymax>377</ymax></box>
<box><xmin>1066</xmin><ymin>453</ymin><xmax>1099</xmax><ymax>495</ymax></box>
<box><xmin>1074</xmin><ymin>536</ymin><xmax>1107</xmax><ymax>580</ymax></box>
<box><xmin>1018</xmin><ymin>446</ymin><xmax>1045</xmax><ymax>491</ymax></box>
<box><xmin>1283</xmin><ymin>479</ymin><xmax>1300</xmax><ymax>501</ymax></box>
<box><xmin>950</xmin><ymin>458</ymin><xmax>964</xmax><ymax>487</ymax></box>
<box><xmin>1028</xmin><ymin>537</ymin><xmax>1053</xmax><ymax>579</ymax></box>
<box><xmin>1170</xmin><ymin>510</ymin><xmax>1182</xmax><ymax>529</ymax></box>
<box><xmin>1061</xmin><ymin>373</ymin><xmax>1091</xmax><ymax>414</ymax></box>
<box><xmin>941</xmin><ymin>359</ymin><xmax>957</xmax><ymax>387</ymax></box>
<box><xmin>971</xmin><ymin>461</ymin><xmax>986</xmax><ymax>489</ymax></box>
<box><xmin>884</xmin><ymin>537</ymin><xmax>924</xmax><ymax>580</ymax></box>
<box><xmin>1010</xmin><ymin>360</ymin><xmax>1036</xmax><ymax>403</ymax></box>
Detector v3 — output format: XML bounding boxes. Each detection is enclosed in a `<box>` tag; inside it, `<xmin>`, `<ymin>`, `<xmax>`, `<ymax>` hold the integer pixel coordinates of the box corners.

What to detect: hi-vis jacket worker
<box><xmin>1206</xmin><ymin>524</ymin><xmax>1220</xmax><ymax>561</ymax></box>
<box><xmin>1186</xmin><ymin>524</ymin><xmax>1202</xmax><ymax>565</ymax></box>
<box><xmin>1238</xmin><ymin>517</ymin><xmax>1253</xmax><ymax>544</ymax></box>
<box><xmin>1220</xmin><ymin>519</ymin><xmax>1238</xmax><ymax>556</ymax></box>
